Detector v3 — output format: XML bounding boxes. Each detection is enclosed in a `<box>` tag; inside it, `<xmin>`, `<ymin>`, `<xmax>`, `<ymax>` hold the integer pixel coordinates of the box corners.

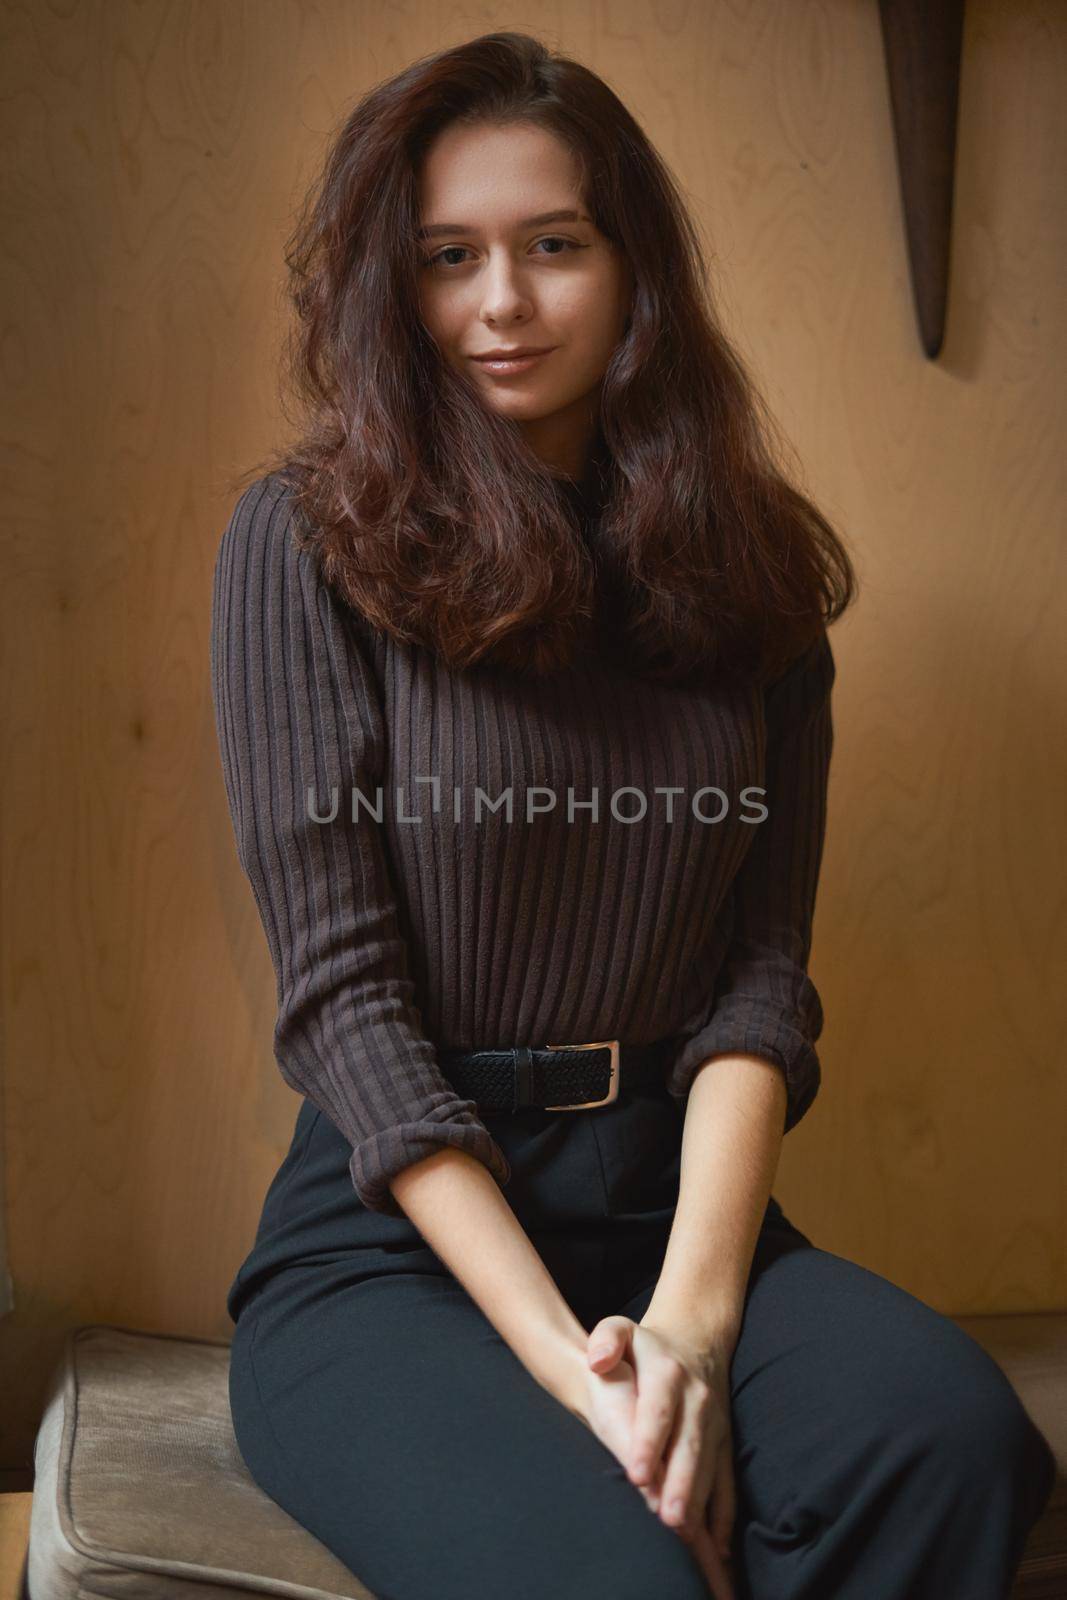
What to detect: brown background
<box><xmin>1</xmin><ymin>0</ymin><xmax>1064</xmax><ymax>1474</ymax></box>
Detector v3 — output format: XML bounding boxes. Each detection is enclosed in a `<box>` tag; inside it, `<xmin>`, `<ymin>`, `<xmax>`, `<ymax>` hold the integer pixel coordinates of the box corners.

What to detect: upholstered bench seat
<box><xmin>26</xmin><ymin>1326</ymin><xmax>371</xmax><ymax>1600</ymax></box>
<box><xmin>23</xmin><ymin>1317</ymin><xmax>1067</xmax><ymax>1600</ymax></box>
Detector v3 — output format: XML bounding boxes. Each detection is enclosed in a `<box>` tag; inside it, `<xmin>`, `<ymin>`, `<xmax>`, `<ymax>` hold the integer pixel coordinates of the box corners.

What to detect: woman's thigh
<box><xmin>620</xmin><ymin>1215</ymin><xmax>1056</xmax><ymax>1600</ymax></box>
<box><xmin>229</xmin><ymin>1263</ymin><xmax>713</xmax><ymax>1600</ymax></box>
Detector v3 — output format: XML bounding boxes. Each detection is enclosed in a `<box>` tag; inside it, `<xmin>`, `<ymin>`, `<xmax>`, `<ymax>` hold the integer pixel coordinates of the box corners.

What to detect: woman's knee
<box><xmin>896</xmin><ymin>1329</ymin><xmax>1056</xmax><ymax>1514</ymax></box>
<box><xmin>948</xmin><ymin>1374</ymin><xmax>1055</xmax><ymax>1511</ymax></box>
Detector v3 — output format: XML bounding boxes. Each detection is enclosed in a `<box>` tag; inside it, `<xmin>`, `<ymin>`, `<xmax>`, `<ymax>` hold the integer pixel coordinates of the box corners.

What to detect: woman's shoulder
<box><xmin>762</xmin><ymin>627</ymin><xmax>837</xmax><ymax>733</ymax></box>
<box><xmin>226</xmin><ymin>469</ymin><xmax>299</xmax><ymax>536</ymax></box>
<box><xmin>218</xmin><ymin>470</ymin><xmax>317</xmax><ymax>587</ymax></box>
<box><xmin>215</xmin><ymin>471</ymin><xmax>395</xmax><ymax>679</ymax></box>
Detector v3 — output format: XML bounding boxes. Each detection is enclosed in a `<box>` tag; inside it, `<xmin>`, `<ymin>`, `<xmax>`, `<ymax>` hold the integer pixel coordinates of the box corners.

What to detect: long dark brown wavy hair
<box><xmin>240</xmin><ymin>29</ymin><xmax>857</xmax><ymax>687</ymax></box>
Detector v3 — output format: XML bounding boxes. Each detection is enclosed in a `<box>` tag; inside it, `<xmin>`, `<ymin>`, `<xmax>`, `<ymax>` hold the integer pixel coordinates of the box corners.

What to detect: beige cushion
<box><xmin>27</xmin><ymin>1324</ymin><xmax>376</xmax><ymax>1599</ymax></box>
<box><xmin>26</xmin><ymin>1316</ymin><xmax>1067</xmax><ymax>1600</ymax></box>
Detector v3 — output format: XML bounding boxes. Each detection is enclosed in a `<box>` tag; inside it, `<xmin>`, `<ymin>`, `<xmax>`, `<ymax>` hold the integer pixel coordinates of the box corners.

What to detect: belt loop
<box><xmin>512</xmin><ymin>1046</ymin><xmax>533</xmax><ymax>1112</ymax></box>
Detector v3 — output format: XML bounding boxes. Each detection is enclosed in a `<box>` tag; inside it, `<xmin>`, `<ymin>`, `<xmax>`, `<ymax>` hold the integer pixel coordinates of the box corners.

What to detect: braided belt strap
<box><xmin>438</xmin><ymin>1038</ymin><xmax>676</xmax><ymax>1114</ymax></box>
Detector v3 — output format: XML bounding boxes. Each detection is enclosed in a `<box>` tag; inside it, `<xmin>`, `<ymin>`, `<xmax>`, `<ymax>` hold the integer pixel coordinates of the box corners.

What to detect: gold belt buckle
<box><xmin>542</xmin><ymin>1039</ymin><xmax>620</xmax><ymax>1110</ymax></box>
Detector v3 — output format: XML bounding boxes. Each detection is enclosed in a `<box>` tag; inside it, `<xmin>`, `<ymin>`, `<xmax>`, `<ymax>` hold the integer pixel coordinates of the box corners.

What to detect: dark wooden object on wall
<box><xmin>878</xmin><ymin>0</ymin><xmax>966</xmax><ymax>358</ymax></box>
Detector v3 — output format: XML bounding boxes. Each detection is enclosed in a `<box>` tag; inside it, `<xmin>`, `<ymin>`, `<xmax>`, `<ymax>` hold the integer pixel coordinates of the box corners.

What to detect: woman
<box><xmin>210</xmin><ymin>30</ymin><xmax>1055</xmax><ymax>1600</ymax></box>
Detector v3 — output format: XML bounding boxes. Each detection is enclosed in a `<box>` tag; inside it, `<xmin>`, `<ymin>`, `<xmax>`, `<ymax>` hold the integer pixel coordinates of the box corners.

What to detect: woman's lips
<box><xmin>471</xmin><ymin>349</ymin><xmax>555</xmax><ymax>375</ymax></box>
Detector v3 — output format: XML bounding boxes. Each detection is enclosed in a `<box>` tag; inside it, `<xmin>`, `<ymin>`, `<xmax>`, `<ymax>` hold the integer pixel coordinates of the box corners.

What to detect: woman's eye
<box><xmin>533</xmin><ymin>236</ymin><xmax>578</xmax><ymax>256</ymax></box>
<box><xmin>423</xmin><ymin>246</ymin><xmax>471</xmax><ymax>269</ymax></box>
<box><xmin>421</xmin><ymin>236</ymin><xmax>581</xmax><ymax>270</ymax></box>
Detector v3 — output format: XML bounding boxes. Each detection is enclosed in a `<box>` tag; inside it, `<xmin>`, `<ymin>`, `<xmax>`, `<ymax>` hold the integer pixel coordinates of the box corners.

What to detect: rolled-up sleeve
<box><xmin>210</xmin><ymin>476</ymin><xmax>512</xmax><ymax>1215</ymax></box>
<box><xmin>666</xmin><ymin>631</ymin><xmax>836</xmax><ymax>1131</ymax></box>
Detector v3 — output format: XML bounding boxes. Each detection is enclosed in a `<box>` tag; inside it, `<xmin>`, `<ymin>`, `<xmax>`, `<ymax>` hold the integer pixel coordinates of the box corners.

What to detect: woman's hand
<box><xmin>588</xmin><ymin>1312</ymin><xmax>739</xmax><ymax>1587</ymax></box>
<box><xmin>568</xmin><ymin>1343</ymin><xmax>737</xmax><ymax>1600</ymax></box>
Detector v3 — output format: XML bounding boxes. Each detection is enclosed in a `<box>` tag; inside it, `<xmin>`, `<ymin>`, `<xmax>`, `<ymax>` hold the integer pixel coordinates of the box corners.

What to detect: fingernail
<box><xmin>589</xmin><ymin>1344</ymin><xmax>611</xmax><ymax>1361</ymax></box>
<box><xmin>667</xmin><ymin>1499</ymin><xmax>684</xmax><ymax>1520</ymax></box>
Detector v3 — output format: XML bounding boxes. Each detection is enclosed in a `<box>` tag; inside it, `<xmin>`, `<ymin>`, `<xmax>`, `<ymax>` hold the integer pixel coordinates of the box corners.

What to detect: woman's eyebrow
<box><xmin>417</xmin><ymin>208</ymin><xmax>592</xmax><ymax>240</ymax></box>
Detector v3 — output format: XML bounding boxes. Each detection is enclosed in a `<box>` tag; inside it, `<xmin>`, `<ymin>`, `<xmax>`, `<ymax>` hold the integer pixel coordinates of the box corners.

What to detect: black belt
<box><xmin>438</xmin><ymin>1037</ymin><xmax>676</xmax><ymax>1115</ymax></box>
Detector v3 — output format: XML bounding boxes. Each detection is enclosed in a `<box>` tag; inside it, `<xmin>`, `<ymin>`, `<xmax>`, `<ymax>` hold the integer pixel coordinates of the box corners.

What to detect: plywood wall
<box><xmin>1</xmin><ymin>0</ymin><xmax>1064</xmax><ymax>1471</ymax></box>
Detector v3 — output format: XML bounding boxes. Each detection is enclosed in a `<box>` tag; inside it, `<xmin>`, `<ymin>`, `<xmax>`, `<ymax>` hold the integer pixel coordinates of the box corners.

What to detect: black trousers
<box><xmin>227</xmin><ymin>1079</ymin><xmax>1056</xmax><ymax>1600</ymax></box>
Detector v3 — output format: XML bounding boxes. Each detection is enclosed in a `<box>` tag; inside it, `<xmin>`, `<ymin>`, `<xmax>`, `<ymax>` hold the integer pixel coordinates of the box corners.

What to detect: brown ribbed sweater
<box><xmin>210</xmin><ymin>471</ymin><xmax>835</xmax><ymax>1217</ymax></box>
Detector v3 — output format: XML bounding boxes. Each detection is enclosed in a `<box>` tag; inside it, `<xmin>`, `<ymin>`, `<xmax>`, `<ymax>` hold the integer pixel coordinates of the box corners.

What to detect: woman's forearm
<box><xmin>387</xmin><ymin>1053</ymin><xmax>787</xmax><ymax>1407</ymax></box>
<box><xmin>389</xmin><ymin>1147</ymin><xmax>589</xmax><ymax>1411</ymax></box>
<box><xmin>644</xmin><ymin>1052</ymin><xmax>789</xmax><ymax>1349</ymax></box>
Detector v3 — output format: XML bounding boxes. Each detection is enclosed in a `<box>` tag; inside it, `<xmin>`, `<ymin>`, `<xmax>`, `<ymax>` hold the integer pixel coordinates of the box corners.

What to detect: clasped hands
<box><xmin>576</xmin><ymin>1312</ymin><xmax>739</xmax><ymax>1600</ymax></box>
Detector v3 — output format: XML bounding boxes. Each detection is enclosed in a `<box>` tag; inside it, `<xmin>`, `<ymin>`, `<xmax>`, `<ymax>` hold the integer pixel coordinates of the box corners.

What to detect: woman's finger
<box><xmin>707</xmin><ymin>1429</ymin><xmax>738</xmax><ymax>1562</ymax></box>
<box><xmin>586</xmin><ymin>1316</ymin><xmax>633</xmax><ymax>1374</ymax></box>
<box><xmin>691</xmin><ymin>1521</ymin><xmax>737</xmax><ymax>1600</ymax></box>
<box><xmin>656</xmin><ymin>1373</ymin><xmax>718</xmax><ymax>1533</ymax></box>
<box><xmin>580</xmin><ymin>1350</ymin><xmax>663</xmax><ymax>1516</ymax></box>
<box><xmin>627</xmin><ymin>1357</ymin><xmax>684</xmax><ymax>1488</ymax></box>
<box><xmin>639</xmin><ymin>1475</ymin><xmax>661</xmax><ymax>1513</ymax></box>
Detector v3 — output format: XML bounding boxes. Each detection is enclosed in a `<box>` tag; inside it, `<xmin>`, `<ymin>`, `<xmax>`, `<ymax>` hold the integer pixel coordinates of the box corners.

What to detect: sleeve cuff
<box><xmin>665</xmin><ymin>999</ymin><xmax>823</xmax><ymax>1133</ymax></box>
<box><xmin>348</xmin><ymin>1106</ymin><xmax>513</xmax><ymax>1217</ymax></box>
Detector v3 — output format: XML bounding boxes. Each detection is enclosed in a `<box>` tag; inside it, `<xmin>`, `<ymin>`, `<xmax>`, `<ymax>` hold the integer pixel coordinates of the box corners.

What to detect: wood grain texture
<box><xmin>1</xmin><ymin>0</ymin><xmax>1064</xmax><ymax>1472</ymax></box>
<box><xmin>0</xmin><ymin>1492</ymin><xmax>31</xmax><ymax>1599</ymax></box>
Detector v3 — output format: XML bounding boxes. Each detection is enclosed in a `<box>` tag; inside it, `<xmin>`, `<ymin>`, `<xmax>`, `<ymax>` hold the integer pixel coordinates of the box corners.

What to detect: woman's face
<box><xmin>416</xmin><ymin>120</ymin><xmax>633</xmax><ymax>477</ymax></box>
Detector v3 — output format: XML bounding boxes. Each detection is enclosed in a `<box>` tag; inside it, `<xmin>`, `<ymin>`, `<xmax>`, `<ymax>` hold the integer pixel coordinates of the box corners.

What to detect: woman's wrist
<box><xmin>528</xmin><ymin>1323</ymin><xmax>592</xmax><ymax>1417</ymax></box>
<box><xmin>641</xmin><ymin>1291</ymin><xmax>743</xmax><ymax>1359</ymax></box>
